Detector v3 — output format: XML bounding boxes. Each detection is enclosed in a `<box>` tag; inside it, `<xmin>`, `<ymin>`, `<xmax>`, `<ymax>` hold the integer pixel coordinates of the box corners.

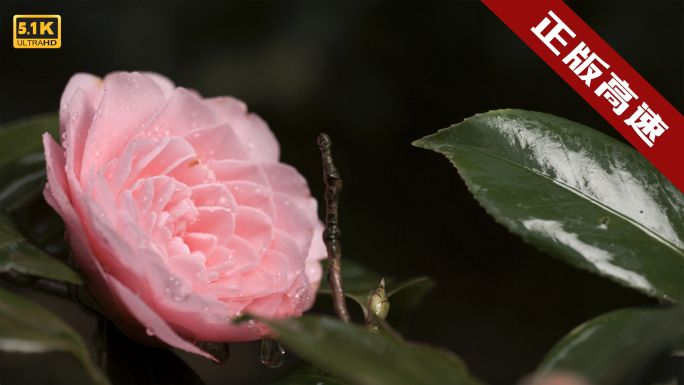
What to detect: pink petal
<box><xmin>108</xmin><ymin>276</ymin><xmax>215</xmax><ymax>360</ymax></box>
<box><xmin>223</xmin><ymin>181</ymin><xmax>275</xmax><ymax>221</ymax></box>
<box><xmin>205</xmin><ymin>246</ymin><xmax>236</xmax><ymax>274</ymax></box>
<box><xmin>59</xmin><ymin>73</ymin><xmax>104</xmax><ymax>139</ymax></box>
<box><xmin>133</xmin><ymin>137</ymin><xmax>196</xmax><ymax>181</ymax></box>
<box><xmin>260</xmin><ymin>250</ymin><xmax>289</xmax><ymax>293</ymax></box>
<box><xmin>273</xmin><ymin>193</ymin><xmax>314</xmax><ymax>256</ymax></box>
<box><xmin>241</xmin><ymin>267</ymin><xmax>275</xmax><ymax>298</ymax></box>
<box><xmin>203</xmin><ymin>97</ymin><xmax>280</xmax><ymax>163</ymax></box>
<box><xmin>64</xmin><ymin>88</ymin><xmax>95</xmax><ymax>181</ymax></box>
<box><xmin>244</xmin><ymin>295</ymin><xmax>282</xmax><ymax>319</ymax></box>
<box><xmin>140</xmin><ymin>72</ymin><xmax>175</xmax><ymax>100</ymax></box>
<box><xmin>141</xmin><ymin>87</ymin><xmax>219</xmax><ymax>139</ymax></box>
<box><xmin>183</xmin><ymin>233</ymin><xmax>217</xmax><ymax>259</ymax></box>
<box><xmin>108</xmin><ymin>138</ymin><xmax>159</xmax><ymax>196</ymax></box>
<box><xmin>270</xmin><ymin>230</ymin><xmax>305</xmax><ymax>282</ymax></box>
<box><xmin>210</xmin><ymin>159</ymin><xmax>271</xmax><ymax>186</ymax></box>
<box><xmin>167</xmin><ymin>237</ymin><xmax>190</xmax><ymax>256</ymax></box>
<box><xmin>182</xmin><ymin>124</ymin><xmax>249</xmax><ymax>162</ymax></box>
<box><xmin>186</xmin><ymin>207</ymin><xmax>235</xmax><ymax>246</ymax></box>
<box><xmin>75</xmin><ymin>199</ymin><xmax>151</xmax><ymax>305</ymax></box>
<box><xmin>165</xmin><ymin>157</ymin><xmax>216</xmax><ymax>187</ymax></box>
<box><xmin>260</xmin><ymin>163</ymin><xmax>313</xmax><ymax>211</ymax></box>
<box><xmin>233</xmin><ymin>206</ymin><xmax>274</xmax><ymax>257</ymax></box>
<box><xmin>225</xmin><ymin>236</ymin><xmax>260</xmax><ymax>274</ymax></box>
<box><xmin>168</xmin><ymin>254</ymin><xmax>209</xmax><ymax>288</ymax></box>
<box><xmin>196</xmin><ymin>275</ymin><xmax>244</xmax><ymax>298</ymax></box>
<box><xmin>190</xmin><ymin>184</ymin><xmax>238</xmax><ymax>214</ymax></box>
<box><xmin>91</xmin><ymin>171</ymin><xmax>118</xmax><ymax>227</ymax></box>
<box><xmin>43</xmin><ymin>134</ymin><xmax>70</xmax><ymax>202</ymax></box>
<box><xmin>81</xmin><ymin>72</ymin><xmax>165</xmax><ymax>176</ymax></box>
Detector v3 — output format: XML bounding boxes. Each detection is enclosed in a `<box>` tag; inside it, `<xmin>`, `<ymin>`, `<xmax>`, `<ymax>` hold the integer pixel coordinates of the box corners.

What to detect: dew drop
<box><xmin>71</xmin><ymin>112</ymin><xmax>79</xmax><ymax>121</ymax></box>
<box><xmin>257</xmin><ymin>339</ymin><xmax>285</xmax><ymax>368</ymax></box>
<box><xmin>146</xmin><ymin>328</ymin><xmax>154</xmax><ymax>336</ymax></box>
<box><xmin>95</xmin><ymin>150</ymin><xmax>101</xmax><ymax>157</ymax></box>
<box><xmin>62</xmin><ymin>132</ymin><xmax>68</xmax><ymax>140</ymax></box>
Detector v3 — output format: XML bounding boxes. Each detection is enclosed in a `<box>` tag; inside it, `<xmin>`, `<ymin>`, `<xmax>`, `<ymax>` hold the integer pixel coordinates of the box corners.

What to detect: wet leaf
<box><xmin>537</xmin><ymin>305</ymin><xmax>684</xmax><ymax>384</ymax></box>
<box><xmin>0</xmin><ymin>209</ymin><xmax>81</xmax><ymax>284</ymax></box>
<box><xmin>270</xmin><ymin>362</ymin><xmax>351</xmax><ymax>385</ymax></box>
<box><xmin>414</xmin><ymin>110</ymin><xmax>684</xmax><ymax>302</ymax></box>
<box><xmin>0</xmin><ymin>114</ymin><xmax>59</xmax><ymax>210</ymax></box>
<box><xmin>262</xmin><ymin>314</ymin><xmax>484</xmax><ymax>385</ymax></box>
<box><xmin>0</xmin><ymin>287</ymin><xmax>108</xmax><ymax>384</ymax></box>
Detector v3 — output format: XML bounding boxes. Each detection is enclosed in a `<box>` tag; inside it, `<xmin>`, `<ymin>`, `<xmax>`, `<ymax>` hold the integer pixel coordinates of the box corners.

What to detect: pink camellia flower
<box><xmin>43</xmin><ymin>71</ymin><xmax>326</xmax><ymax>359</ymax></box>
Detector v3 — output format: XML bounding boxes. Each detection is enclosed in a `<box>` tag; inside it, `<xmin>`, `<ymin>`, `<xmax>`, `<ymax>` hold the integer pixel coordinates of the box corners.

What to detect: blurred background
<box><xmin>1</xmin><ymin>1</ymin><xmax>682</xmax><ymax>384</ymax></box>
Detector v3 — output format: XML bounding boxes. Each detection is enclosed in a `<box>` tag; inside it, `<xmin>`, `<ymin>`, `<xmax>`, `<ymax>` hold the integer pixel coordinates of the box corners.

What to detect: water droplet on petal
<box><xmin>62</xmin><ymin>132</ymin><xmax>68</xmax><ymax>140</ymax></box>
<box><xmin>258</xmin><ymin>339</ymin><xmax>285</xmax><ymax>368</ymax></box>
<box><xmin>71</xmin><ymin>112</ymin><xmax>79</xmax><ymax>121</ymax></box>
<box><xmin>95</xmin><ymin>150</ymin><xmax>101</xmax><ymax>157</ymax></box>
<box><xmin>146</xmin><ymin>328</ymin><xmax>154</xmax><ymax>336</ymax></box>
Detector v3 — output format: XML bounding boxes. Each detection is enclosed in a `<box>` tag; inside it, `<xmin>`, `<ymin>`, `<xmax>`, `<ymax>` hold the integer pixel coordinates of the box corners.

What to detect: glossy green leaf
<box><xmin>262</xmin><ymin>314</ymin><xmax>484</xmax><ymax>385</ymax></box>
<box><xmin>0</xmin><ymin>114</ymin><xmax>59</xmax><ymax>210</ymax></box>
<box><xmin>537</xmin><ymin>305</ymin><xmax>684</xmax><ymax>384</ymax></box>
<box><xmin>414</xmin><ymin>110</ymin><xmax>684</xmax><ymax>302</ymax></box>
<box><xmin>0</xmin><ymin>287</ymin><xmax>108</xmax><ymax>385</ymax></box>
<box><xmin>270</xmin><ymin>362</ymin><xmax>351</xmax><ymax>385</ymax></box>
<box><xmin>318</xmin><ymin>259</ymin><xmax>435</xmax><ymax>318</ymax></box>
<box><xmin>0</xmin><ymin>209</ymin><xmax>81</xmax><ymax>284</ymax></box>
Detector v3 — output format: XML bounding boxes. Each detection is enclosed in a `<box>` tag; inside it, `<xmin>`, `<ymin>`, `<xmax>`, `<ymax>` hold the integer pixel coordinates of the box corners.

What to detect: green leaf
<box><xmin>537</xmin><ymin>305</ymin><xmax>684</xmax><ymax>384</ymax></box>
<box><xmin>102</xmin><ymin>320</ymin><xmax>204</xmax><ymax>385</ymax></box>
<box><xmin>318</xmin><ymin>259</ymin><xmax>435</xmax><ymax>319</ymax></box>
<box><xmin>0</xmin><ymin>287</ymin><xmax>109</xmax><ymax>385</ymax></box>
<box><xmin>0</xmin><ymin>114</ymin><xmax>59</xmax><ymax>210</ymax></box>
<box><xmin>0</xmin><ymin>209</ymin><xmax>82</xmax><ymax>284</ymax></box>
<box><xmin>414</xmin><ymin>109</ymin><xmax>684</xmax><ymax>302</ymax></box>
<box><xmin>270</xmin><ymin>362</ymin><xmax>351</xmax><ymax>385</ymax></box>
<box><xmin>261</xmin><ymin>314</ymin><xmax>485</xmax><ymax>385</ymax></box>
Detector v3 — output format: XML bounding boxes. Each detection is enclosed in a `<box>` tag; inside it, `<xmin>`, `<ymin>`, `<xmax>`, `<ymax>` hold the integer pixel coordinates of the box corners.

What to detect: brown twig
<box><xmin>318</xmin><ymin>134</ymin><xmax>351</xmax><ymax>323</ymax></box>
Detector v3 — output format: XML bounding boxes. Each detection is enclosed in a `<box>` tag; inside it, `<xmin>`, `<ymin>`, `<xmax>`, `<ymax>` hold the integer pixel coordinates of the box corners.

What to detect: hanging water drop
<box><xmin>257</xmin><ymin>338</ymin><xmax>285</xmax><ymax>368</ymax></box>
<box><xmin>146</xmin><ymin>328</ymin><xmax>154</xmax><ymax>336</ymax></box>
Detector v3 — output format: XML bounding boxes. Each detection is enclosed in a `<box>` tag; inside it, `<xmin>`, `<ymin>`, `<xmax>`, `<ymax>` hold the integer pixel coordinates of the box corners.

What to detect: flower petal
<box><xmin>59</xmin><ymin>73</ymin><xmax>104</xmax><ymax>139</ymax></box>
<box><xmin>81</xmin><ymin>72</ymin><xmax>165</xmax><ymax>176</ymax></box>
<box><xmin>64</xmin><ymin>88</ymin><xmax>95</xmax><ymax>181</ymax></box>
<box><xmin>203</xmin><ymin>97</ymin><xmax>279</xmax><ymax>163</ymax></box>
<box><xmin>233</xmin><ymin>206</ymin><xmax>274</xmax><ymax>257</ymax></box>
<box><xmin>186</xmin><ymin>207</ymin><xmax>235</xmax><ymax>247</ymax></box>
<box><xmin>141</xmin><ymin>87</ymin><xmax>219</xmax><ymax>139</ymax></box>
<box><xmin>108</xmin><ymin>276</ymin><xmax>215</xmax><ymax>360</ymax></box>
<box><xmin>211</xmin><ymin>159</ymin><xmax>271</xmax><ymax>186</ymax></box>
<box><xmin>182</xmin><ymin>124</ymin><xmax>249</xmax><ymax>162</ymax></box>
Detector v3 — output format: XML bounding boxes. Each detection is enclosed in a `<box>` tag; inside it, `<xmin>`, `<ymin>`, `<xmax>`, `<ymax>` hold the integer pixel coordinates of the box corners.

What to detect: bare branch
<box><xmin>317</xmin><ymin>133</ymin><xmax>351</xmax><ymax>323</ymax></box>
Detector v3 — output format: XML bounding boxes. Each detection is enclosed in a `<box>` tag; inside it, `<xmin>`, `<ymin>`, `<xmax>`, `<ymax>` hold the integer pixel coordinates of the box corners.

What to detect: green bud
<box><xmin>369</xmin><ymin>278</ymin><xmax>389</xmax><ymax>319</ymax></box>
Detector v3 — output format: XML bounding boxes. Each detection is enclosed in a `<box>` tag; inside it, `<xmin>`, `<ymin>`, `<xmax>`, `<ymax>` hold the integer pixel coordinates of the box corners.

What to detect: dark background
<box><xmin>1</xmin><ymin>1</ymin><xmax>682</xmax><ymax>384</ymax></box>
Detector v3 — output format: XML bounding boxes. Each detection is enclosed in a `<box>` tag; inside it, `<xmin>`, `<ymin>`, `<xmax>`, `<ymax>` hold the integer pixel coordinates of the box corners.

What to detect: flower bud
<box><xmin>365</xmin><ymin>278</ymin><xmax>390</xmax><ymax>332</ymax></box>
<box><xmin>369</xmin><ymin>278</ymin><xmax>390</xmax><ymax>319</ymax></box>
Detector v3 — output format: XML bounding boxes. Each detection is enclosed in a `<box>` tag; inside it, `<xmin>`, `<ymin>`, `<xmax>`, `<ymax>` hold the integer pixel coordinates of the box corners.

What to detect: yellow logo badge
<box><xmin>13</xmin><ymin>15</ymin><xmax>61</xmax><ymax>48</ymax></box>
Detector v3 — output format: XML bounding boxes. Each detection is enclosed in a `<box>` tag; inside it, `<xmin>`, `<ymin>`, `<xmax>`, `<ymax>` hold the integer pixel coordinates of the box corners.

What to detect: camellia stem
<box><xmin>318</xmin><ymin>134</ymin><xmax>351</xmax><ymax>323</ymax></box>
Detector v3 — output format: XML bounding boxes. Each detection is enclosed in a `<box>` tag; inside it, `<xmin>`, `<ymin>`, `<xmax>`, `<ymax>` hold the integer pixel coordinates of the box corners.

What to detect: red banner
<box><xmin>482</xmin><ymin>0</ymin><xmax>683</xmax><ymax>192</ymax></box>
